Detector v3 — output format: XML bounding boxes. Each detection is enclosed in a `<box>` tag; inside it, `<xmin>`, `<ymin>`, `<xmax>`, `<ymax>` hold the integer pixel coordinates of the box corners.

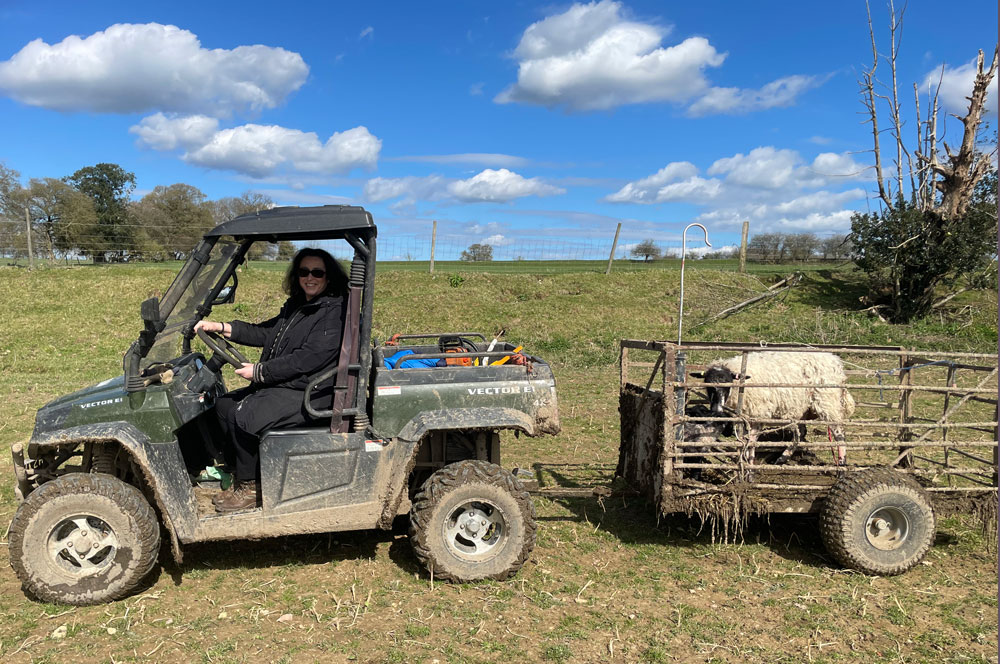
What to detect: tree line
<box><xmin>0</xmin><ymin>162</ymin><xmax>294</xmax><ymax>263</ymax></box>
<box><xmin>628</xmin><ymin>233</ymin><xmax>853</xmax><ymax>263</ymax></box>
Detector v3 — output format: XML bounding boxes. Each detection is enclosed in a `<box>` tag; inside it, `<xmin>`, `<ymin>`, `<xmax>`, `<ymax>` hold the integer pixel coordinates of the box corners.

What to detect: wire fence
<box><xmin>0</xmin><ymin>219</ymin><xmax>852</xmax><ymax>274</ymax></box>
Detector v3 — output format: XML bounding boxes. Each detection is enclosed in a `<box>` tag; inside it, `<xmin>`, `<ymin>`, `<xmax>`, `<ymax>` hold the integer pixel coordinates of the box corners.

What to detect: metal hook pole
<box><xmin>678</xmin><ymin>223</ymin><xmax>711</xmax><ymax>345</ymax></box>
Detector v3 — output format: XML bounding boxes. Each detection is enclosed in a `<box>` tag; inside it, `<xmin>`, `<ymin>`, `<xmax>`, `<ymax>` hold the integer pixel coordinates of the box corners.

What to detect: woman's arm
<box><xmin>253</xmin><ymin>303</ymin><xmax>344</xmax><ymax>384</ymax></box>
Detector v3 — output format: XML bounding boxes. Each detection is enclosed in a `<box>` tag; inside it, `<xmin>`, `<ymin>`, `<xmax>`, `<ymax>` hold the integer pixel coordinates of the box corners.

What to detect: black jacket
<box><xmin>228</xmin><ymin>292</ymin><xmax>346</xmax><ymax>391</ymax></box>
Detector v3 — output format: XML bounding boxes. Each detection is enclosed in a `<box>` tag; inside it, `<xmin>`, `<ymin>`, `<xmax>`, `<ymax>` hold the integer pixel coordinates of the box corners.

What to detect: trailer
<box><xmin>616</xmin><ymin>340</ymin><xmax>998</xmax><ymax>575</ymax></box>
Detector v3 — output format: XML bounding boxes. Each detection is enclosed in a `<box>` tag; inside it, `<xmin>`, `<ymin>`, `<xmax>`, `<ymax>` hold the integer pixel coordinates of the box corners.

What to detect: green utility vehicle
<box><xmin>9</xmin><ymin>206</ymin><xmax>560</xmax><ymax>605</ymax></box>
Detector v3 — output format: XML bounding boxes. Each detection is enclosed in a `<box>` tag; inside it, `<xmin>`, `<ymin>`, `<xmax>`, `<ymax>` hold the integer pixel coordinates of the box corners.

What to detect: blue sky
<box><xmin>0</xmin><ymin>1</ymin><xmax>996</xmax><ymax>260</ymax></box>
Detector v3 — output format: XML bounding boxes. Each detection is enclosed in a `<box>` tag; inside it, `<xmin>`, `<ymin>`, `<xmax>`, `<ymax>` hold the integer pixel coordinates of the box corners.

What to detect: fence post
<box><xmin>429</xmin><ymin>220</ymin><xmax>437</xmax><ymax>275</ymax></box>
<box><xmin>605</xmin><ymin>222</ymin><xmax>621</xmax><ymax>275</ymax></box>
<box><xmin>739</xmin><ymin>221</ymin><xmax>749</xmax><ymax>273</ymax></box>
<box><xmin>24</xmin><ymin>206</ymin><xmax>34</xmax><ymax>271</ymax></box>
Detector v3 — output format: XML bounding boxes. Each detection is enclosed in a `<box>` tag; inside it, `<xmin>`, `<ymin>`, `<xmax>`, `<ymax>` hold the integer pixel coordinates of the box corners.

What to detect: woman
<box><xmin>194</xmin><ymin>248</ymin><xmax>349</xmax><ymax>512</ymax></box>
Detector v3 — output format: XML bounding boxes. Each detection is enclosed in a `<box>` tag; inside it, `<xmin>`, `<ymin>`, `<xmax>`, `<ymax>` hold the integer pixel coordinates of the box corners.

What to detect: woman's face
<box><xmin>298</xmin><ymin>256</ymin><xmax>328</xmax><ymax>301</ymax></box>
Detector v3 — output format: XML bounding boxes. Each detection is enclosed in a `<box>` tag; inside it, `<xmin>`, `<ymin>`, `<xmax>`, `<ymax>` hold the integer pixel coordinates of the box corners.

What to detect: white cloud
<box><xmin>687</xmin><ymin>75</ymin><xmax>821</xmax><ymax>116</ymax></box>
<box><xmin>605</xmin><ymin>161</ymin><xmax>701</xmax><ymax>202</ymax></box>
<box><xmin>707</xmin><ymin>147</ymin><xmax>864</xmax><ymax>189</ymax></box>
<box><xmin>359</xmin><ymin>26</ymin><xmax>374</xmax><ymax>40</ymax></box>
<box><xmin>495</xmin><ymin>1</ymin><xmax>725</xmax><ymax>111</ymax></box>
<box><xmin>469</xmin><ymin>82</ymin><xmax>485</xmax><ymax>96</ymax></box>
<box><xmin>923</xmin><ymin>57</ymin><xmax>998</xmax><ymax>115</ymax></box>
<box><xmin>447</xmin><ymin>169</ymin><xmax>565</xmax><ymax>202</ymax></box>
<box><xmin>482</xmin><ymin>233</ymin><xmax>513</xmax><ymax>246</ymax></box>
<box><xmin>0</xmin><ymin>23</ymin><xmax>307</xmax><ymax>114</ymax></box>
<box><xmin>495</xmin><ymin>1</ymin><xmax>819</xmax><ymax>114</ymax></box>
<box><xmin>135</xmin><ymin>119</ymin><xmax>381</xmax><ymax>177</ymax></box>
<box><xmin>129</xmin><ymin>113</ymin><xmax>219</xmax><ymax>150</ymax></box>
<box><xmin>364</xmin><ymin>169</ymin><xmax>564</xmax><ymax>204</ymax></box>
<box><xmin>607</xmin><ymin>146</ymin><xmax>868</xmax><ymax>233</ymax></box>
<box><xmin>363</xmin><ymin>175</ymin><xmax>448</xmax><ymax>203</ymax></box>
<box><xmin>390</xmin><ymin>153</ymin><xmax>530</xmax><ymax>168</ymax></box>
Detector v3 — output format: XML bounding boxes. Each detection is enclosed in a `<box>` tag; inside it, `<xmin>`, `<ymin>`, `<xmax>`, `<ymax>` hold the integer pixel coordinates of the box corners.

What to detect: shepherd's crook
<box><xmin>678</xmin><ymin>223</ymin><xmax>711</xmax><ymax>345</ymax></box>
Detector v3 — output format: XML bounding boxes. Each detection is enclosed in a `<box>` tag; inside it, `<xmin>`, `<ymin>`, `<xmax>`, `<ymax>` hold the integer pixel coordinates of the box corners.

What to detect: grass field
<box><xmin>0</xmin><ymin>263</ymin><xmax>996</xmax><ymax>663</ymax></box>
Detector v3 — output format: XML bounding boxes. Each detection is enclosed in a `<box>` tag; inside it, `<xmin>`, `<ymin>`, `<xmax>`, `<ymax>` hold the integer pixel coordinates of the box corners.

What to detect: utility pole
<box><xmin>24</xmin><ymin>205</ymin><xmax>34</xmax><ymax>270</ymax></box>
<box><xmin>429</xmin><ymin>220</ymin><xmax>437</xmax><ymax>274</ymax></box>
<box><xmin>739</xmin><ymin>221</ymin><xmax>749</xmax><ymax>273</ymax></box>
<box><xmin>605</xmin><ymin>222</ymin><xmax>621</xmax><ymax>275</ymax></box>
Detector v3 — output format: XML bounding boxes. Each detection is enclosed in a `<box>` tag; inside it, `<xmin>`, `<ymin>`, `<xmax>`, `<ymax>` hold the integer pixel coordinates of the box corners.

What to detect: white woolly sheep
<box><xmin>691</xmin><ymin>351</ymin><xmax>856</xmax><ymax>464</ymax></box>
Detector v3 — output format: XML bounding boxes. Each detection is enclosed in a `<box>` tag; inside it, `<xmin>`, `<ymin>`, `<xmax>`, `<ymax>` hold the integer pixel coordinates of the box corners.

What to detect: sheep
<box><xmin>691</xmin><ymin>351</ymin><xmax>856</xmax><ymax>465</ymax></box>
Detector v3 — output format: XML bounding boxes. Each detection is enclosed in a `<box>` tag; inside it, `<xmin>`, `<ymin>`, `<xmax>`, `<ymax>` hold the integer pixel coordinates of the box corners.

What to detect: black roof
<box><xmin>205</xmin><ymin>205</ymin><xmax>375</xmax><ymax>241</ymax></box>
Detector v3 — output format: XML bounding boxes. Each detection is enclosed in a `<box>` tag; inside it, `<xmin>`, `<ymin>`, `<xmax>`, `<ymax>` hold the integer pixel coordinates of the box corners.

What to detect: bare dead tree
<box><xmin>863</xmin><ymin>1</ymin><xmax>998</xmax><ymax>220</ymax></box>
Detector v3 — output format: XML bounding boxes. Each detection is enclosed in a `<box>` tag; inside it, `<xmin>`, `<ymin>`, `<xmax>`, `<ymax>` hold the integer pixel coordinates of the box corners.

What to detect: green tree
<box><xmin>629</xmin><ymin>239</ymin><xmax>660</xmax><ymax>261</ymax></box>
<box><xmin>26</xmin><ymin>178</ymin><xmax>98</xmax><ymax>260</ymax></box>
<box><xmin>212</xmin><ymin>191</ymin><xmax>276</xmax><ymax>260</ymax></box>
<box><xmin>460</xmin><ymin>243</ymin><xmax>493</xmax><ymax>261</ymax></box>
<box><xmin>850</xmin><ymin>168</ymin><xmax>997</xmax><ymax>322</ymax></box>
<box><xmin>65</xmin><ymin>163</ymin><xmax>136</xmax><ymax>262</ymax></box>
<box><xmin>133</xmin><ymin>183</ymin><xmax>214</xmax><ymax>260</ymax></box>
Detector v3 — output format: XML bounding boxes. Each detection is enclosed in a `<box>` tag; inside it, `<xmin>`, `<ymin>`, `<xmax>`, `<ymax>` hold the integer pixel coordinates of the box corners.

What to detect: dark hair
<box><xmin>283</xmin><ymin>248</ymin><xmax>349</xmax><ymax>299</ymax></box>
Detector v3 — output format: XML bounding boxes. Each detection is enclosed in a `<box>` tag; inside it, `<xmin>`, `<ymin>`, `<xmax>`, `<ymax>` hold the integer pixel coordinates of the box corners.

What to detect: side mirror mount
<box><xmin>212</xmin><ymin>277</ymin><xmax>237</xmax><ymax>305</ymax></box>
<box><xmin>140</xmin><ymin>297</ymin><xmax>160</xmax><ymax>323</ymax></box>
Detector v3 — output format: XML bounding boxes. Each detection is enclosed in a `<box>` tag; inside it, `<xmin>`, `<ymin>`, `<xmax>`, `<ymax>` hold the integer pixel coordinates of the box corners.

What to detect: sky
<box><xmin>0</xmin><ymin>1</ymin><xmax>996</xmax><ymax>260</ymax></box>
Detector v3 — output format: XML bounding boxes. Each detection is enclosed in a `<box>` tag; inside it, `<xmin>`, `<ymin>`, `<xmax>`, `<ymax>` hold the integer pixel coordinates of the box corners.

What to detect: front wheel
<box><xmin>8</xmin><ymin>473</ymin><xmax>161</xmax><ymax>605</ymax></box>
<box><xmin>819</xmin><ymin>468</ymin><xmax>935</xmax><ymax>576</ymax></box>
<box><xmin>409</xmin><ymin>460</ymin><xmax>535</xmax><ymax>582</ymax></box>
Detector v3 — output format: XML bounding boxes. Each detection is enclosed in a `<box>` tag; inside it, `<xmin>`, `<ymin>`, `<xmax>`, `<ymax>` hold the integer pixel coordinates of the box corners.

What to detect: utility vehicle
<box><xmin>9</xmin><ymin>205</ymin><xmax>560</xmax><ymax>605</ymax></box>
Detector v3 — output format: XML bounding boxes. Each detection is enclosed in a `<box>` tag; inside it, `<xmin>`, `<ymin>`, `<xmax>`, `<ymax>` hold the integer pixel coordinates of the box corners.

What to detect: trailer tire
<box><xmin>819</xmin><ymin>469</ymin><xmax>934</xmax><ymax>576</ymax></box>
<box><xmin>410</xmin><ymin>460</ymin><xmax>535</xmax><ymax>583</ymax></box>
<box><xmin>9</xmin><ymin>473</ymin><xmax>161</xmax><ymax>605</ymax></box>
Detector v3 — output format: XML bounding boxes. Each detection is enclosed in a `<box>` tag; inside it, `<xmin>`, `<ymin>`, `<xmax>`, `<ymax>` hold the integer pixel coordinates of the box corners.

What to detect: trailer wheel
<box><xmin>8</xmin><ymin>473</ymin><xmax>161</xmax><ymax>605</ymax></box>
<box><xmin>409</xmin><ymin>460</ymin><xmax>535</xmax><ymax>583</ymax></box>
<box><xmin>819</xmin><ymin>469</ymin><xmax>935</xmax><ymax>576</ymax></box>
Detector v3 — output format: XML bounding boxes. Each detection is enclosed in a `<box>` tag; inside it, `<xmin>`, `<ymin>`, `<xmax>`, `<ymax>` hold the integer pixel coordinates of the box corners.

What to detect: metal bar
<box><xmin>664</xmin><ymin>343</ymin><xmax>997</xmax><ymax>360</ymax></box>
<box><xmin>674</xmin><ymin>440</ymin><xmax>997</xmax><ymax>449</ymax></box>
<box><xmin>946</xmin><ymin>447</ymin><xmax>996</xmax><ymax>466</ymax></box>
<box><xmin>677</xmin><ymin>381</ymin><xmax>997</xmax><ymax>393</ymax></box>
<box><xmin>680</xmin><ymin>416</ymin><xmax>998</xmax><ymax>429</ymax></box>
<box><xmin>673</xmin><ymin>462</ymin><xmax>993</xmax><ymax>475</ymax></box>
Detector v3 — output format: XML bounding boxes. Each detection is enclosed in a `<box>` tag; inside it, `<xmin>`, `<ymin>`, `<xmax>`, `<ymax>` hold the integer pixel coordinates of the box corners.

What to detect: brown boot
<box><xmin>215</xmin><ymin>481</ymin><xmax>260</xmax><ymax>513</ymax></box>
<box><xmin>211</xmin><ymin>484</ymin><xmax>233</xmax><ymax>506</ymax></box>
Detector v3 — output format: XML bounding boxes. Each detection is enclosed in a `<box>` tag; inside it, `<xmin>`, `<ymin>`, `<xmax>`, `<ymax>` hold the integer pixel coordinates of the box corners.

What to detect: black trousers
<box><xmin>214</xmin><ymin>385</ymin><xmax>323</xmax><ymax>482</ymax></box>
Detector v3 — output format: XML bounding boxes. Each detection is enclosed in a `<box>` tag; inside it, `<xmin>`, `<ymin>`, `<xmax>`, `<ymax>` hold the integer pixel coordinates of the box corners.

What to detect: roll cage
<box><xmin>122</xmin><ymin>204</ymin><xmax>377</xmax><ymax>434</ymax></box>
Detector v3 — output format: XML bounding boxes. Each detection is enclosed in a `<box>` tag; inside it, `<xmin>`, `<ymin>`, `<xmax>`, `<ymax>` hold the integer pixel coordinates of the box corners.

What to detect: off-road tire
<box><xmin>409</xmin><ymin>460</ymin><xmax>535</xmax><ymax>583</ymax></box>
<box><xmin>9</xmin><ymin>473</ymin><xmax>161</xmax><ymax>605</ymax></box>
<box><xmin>819</xmin><ymin>468</ymin><xmax>935</xmax><ymax>576</ymax></box>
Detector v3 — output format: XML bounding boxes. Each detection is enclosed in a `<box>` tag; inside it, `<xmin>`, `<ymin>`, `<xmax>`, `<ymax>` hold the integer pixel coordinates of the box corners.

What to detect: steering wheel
<box><xmin>196</xmin><ymin>328</ymin><xmax>250</xmax><ymax>369</ymax></box>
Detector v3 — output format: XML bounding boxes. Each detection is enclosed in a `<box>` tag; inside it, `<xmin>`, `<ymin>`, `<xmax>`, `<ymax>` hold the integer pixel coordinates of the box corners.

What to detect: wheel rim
<box><xmin>46</xmin><ymin>514</ymin><xmax>119</xmax><ymax>576</ymax></box>
<box><xmin>865</xmin><ymin>506</ymin><xmax>909</xmax><ymax>551</ymax></box>
<box><xmin>442</xmin><ymin>500</ymin><xmax>507</xmax><ymax>561</ymax></box>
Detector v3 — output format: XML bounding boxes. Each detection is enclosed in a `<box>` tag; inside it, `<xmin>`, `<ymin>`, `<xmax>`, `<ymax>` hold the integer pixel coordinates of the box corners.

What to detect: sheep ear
<box><xmin>740</xmin><ymin>373</ymin><xmax>751</xmax><ymax>381</ymax></box>
<box><xmin>690</xmin><ymin>372</ymin><xmax>704</xmax><ymax>379</ymax></box>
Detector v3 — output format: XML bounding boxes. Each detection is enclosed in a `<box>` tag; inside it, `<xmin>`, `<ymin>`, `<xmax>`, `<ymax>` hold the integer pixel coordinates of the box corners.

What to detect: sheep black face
<box><xmin>691</xmin><ymin>365</ymin><xmax>749</xmax><ymax>415</ymax></box>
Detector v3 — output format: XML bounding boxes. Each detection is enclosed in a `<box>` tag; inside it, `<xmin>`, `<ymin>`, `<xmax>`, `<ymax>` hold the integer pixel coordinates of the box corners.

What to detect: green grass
<box><xmin>0</xmin><ymin>263</ymin><xmax>995</xmax><ymax>663</ymax></box>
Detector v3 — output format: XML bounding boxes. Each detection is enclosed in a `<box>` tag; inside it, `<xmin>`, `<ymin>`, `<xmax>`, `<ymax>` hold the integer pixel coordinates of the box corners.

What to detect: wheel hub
<box><xmin>865</xmin><ymin>506</ymin><xmax>909</xmax><ymax>551</ymax></box>
<box><xmin>444</xmin><ymin>501</ymin><xmax>506</xmax><ymax>560</ymax></box>
<box><xmin>47</xmin><ymin>515</ymin><xmax>119</xmax><ymax>575</ymax></box>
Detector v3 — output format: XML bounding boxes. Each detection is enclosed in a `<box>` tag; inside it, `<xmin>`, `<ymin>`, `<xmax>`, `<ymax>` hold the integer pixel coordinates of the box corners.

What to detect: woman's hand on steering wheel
<box><xmin>195</xmin><ymin>322</ymin><xmax>249</xmax><ymax>368</ymax></box>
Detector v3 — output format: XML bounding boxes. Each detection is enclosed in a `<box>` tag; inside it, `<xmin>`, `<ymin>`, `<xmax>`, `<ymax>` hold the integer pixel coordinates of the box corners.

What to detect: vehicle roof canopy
<box><xmin>204</xmin><ymin>205</ymin><xmax>375</xmax><ymax>242</ymax></box>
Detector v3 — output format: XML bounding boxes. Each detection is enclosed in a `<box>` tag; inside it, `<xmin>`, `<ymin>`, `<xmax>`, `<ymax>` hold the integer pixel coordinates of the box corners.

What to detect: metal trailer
<box><xmin>616</xmin><ymin>340</ymin><xmax>998</xmax><ymax>575</ymax></box>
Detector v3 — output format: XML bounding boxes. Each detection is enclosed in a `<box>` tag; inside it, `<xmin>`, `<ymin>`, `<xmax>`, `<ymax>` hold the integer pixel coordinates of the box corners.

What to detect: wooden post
<box><xmin>605</xmin><ymin>222</ymin><xmax>621</xmax><ymax>275</ymax></box>
<box><xmin>24</xmin><ymin>206</ymin><xmax>34</xmax><ymax>270</ymax></box>
<box><xmin>429</xmin><ymin>220</ymin><xmax>437</xmax><ymax>274</ymax></box>
<box><xmin>897</xmin><ymin>350</ymin><xmax>913</xmax><ymax>468</ymax></box>
<box><xmin>738</xmin><ymin>221</ymin><xmax>749</xmax><ymax>273</ymax></box>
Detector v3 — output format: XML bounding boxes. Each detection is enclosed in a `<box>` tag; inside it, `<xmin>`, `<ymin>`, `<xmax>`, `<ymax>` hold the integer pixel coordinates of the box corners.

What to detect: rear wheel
<box><xmin>8</xmin><ymin>473</ymin><xmax>161</xmax><ymax>605</ymax></box>
<box><xmin>410</xmin><ymin>460</ymin><xmax>535</xmax><ymax>582</ymax></box>
<box><xmin>819</xmin><ymin>469</ymin><xmax>935</xmax><ymax>575</ymax></box>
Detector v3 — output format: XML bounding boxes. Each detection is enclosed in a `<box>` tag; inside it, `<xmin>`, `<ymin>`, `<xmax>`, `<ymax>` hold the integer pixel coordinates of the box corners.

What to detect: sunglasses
<box><xmin>297</xmin><ymin>268</ymin><xmax>326</xmax><ymax>278</ymax></box>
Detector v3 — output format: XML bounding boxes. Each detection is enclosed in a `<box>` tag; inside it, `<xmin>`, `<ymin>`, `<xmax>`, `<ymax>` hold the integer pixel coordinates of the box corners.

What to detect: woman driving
<box><xmin>194</xmin><ymin>248</ymin><xmax>348</xmax><ymax>512</ymax></box>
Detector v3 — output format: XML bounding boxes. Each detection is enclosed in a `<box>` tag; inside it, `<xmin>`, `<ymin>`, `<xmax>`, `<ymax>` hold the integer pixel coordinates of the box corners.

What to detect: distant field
<box><xmin>0</xmin><ymin>264</ymin><xmax>995</xmax><ymax>663</ymax></box>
